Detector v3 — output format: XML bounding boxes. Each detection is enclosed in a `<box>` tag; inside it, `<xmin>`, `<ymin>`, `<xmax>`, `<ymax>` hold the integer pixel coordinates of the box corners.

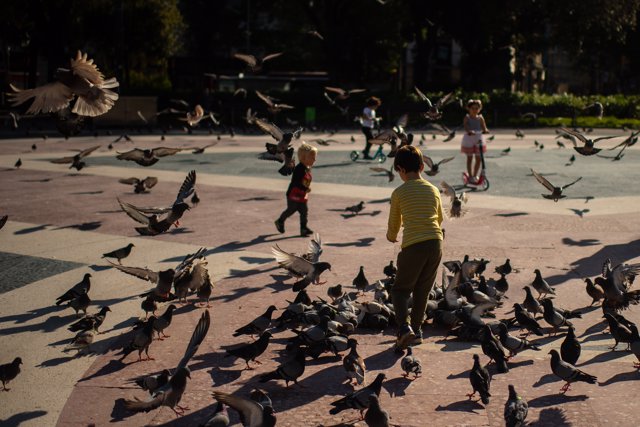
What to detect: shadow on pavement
<box><xmin>0</xmin><ymin>410</ymin><xmax>47</xmax><ymax>427</ymax></box>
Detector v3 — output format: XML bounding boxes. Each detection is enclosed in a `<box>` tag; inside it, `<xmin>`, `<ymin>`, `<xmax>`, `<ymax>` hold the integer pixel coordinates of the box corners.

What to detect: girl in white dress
<box><xmin>460</xmin><ymin>99</ymin><xmax>489</xmax><ymax>183</ymax></box>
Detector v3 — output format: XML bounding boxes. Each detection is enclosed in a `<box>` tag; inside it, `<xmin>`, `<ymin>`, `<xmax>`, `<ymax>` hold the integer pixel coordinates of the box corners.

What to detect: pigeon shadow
<box><xmin>0</xmin><ymin>313</ymin><xmax>72</xmax><ymax>335</ymax></box>
<box><xmin>154</xmin><ymin>403</ymin><xmax>218</xmax><ymax>426</ymax></box>
<box><xmin>238</xmin><ymin>196</ymin><xmax>277</xmax><ymax>202</ymax></box>
<box><xmin>225</xmin><ymin>265</ymin><xmax>280</xmax><ymax>279</ymax></box>
<box><xmin>211</xmin><ymin>285</ymin><xmax>262</xmax><ymax>303</ymax></box>
<box><xmin>325</xmin><ymin>238</ymin><xmax>376</xmax><ymax>248</ymax></box>
<box><xmin>89</xmin><ymin>264</ymin><xmax>112</xmax><ymax>272</ymax></box>
<box><xmin>384</xmin><ymin>376</ymin><xmax>415</xmax><ymax>397</ymax></box>
<box><xmin>209</xmin><ymin>365</ymin><xmax>245</xmax><ymax>387</ymax></box>
<box><xmin>36</xmin><ymin>355</ymin><xmax>79</xmax><ymax>367</ymax></box>
<box><xmin>0</xmin><ymin>410</ymin><xmax>48</xmax><ymax>427</ymax></box>
<box><xmin>579</xmin><ymin>320</ymin><xmax>607</xmax><ymax>337</ymax></box>
<box><xmin>69</xmin><ymin>190</ymin><xmax>104</xmax><ymax>195</ymax></box>
<box><xmin>532</xmin><ymin>373</ymin><xmax>561</xmax><ymax>388</ymax></box>
<box><xmin>239</xmin><ymin>256</ymin><xmax>273</xmax><ymax>265</ymax></box>
<box><xmin>53</xmin><ymin>221</ymin><xmax>102</xmax><ymax>231</ymax></box>
<box><xmin>435</xmin><ymin>398</ymin><xmax>484</xmax><ymax>413</ymax></box>
<box><xmin>368</xmin><ymin>197</ymin><xmax>391</xmax><ymax>204</ymax></box>
<box><xmin>13</xmin><ymin>224</ymin><xmax>51</xmax><ymax>235</ymax></box>
<box><xmin>494</xmin><ymin>212</ymin><xmax>529</xmax><ymax>217</ymax></box>
<box><xmin>530</xmin><ymin>407</ymin><xmax>571</xmax><ymax>427</ymax></box>
<box><xmin>577</xmin><ymin>348</ymin><xmax>630</xmax><ymax>366</ymax></box>
<box><xmin>579</xmin><ymin>333</ymin><xmax>610</xmax><ymax>344</ymax></box>
<box><xmin>599</xmin><ymin>370</ymin><xmax>639</xmax><ymax>386</ymax></box>
<box><xmin>341</xmin><ymin>210</ymin><xmax>381</xmax><ymax>219</ymax></box>
<box><xmin>313</xmin><ymin>162</ymin><xmax>354</xmax><ymax>169</ymax></box>
<box><xmin>110</xmin><ymin>398</ymin><xmax>140</xmax><ymax>422</ymax></box>
<box><xmin>363</xmin><ymin>347</ymin><xmax>404</xmax><ymax>370</ymax></box>
<box><xmin>79</xmin><ymin>358</ymin><xmax>127</xmax><ymax>382</ymax></box>
<box><xmin>561</xmin><ymin>238</ymin><xmax>600</xmax><ymax>247</ymax></box>
<box><xmin>527</xmin><ymin>393</ymin><xmax>588</xmax><ymax>408</ymax></box>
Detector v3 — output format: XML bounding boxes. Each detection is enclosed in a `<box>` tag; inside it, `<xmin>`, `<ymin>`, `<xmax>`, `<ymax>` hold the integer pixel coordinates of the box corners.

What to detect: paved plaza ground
<box><xmin>0</xmin><ymin>129</ymin><xmax>639</xmax><ymax>426</ymax></box>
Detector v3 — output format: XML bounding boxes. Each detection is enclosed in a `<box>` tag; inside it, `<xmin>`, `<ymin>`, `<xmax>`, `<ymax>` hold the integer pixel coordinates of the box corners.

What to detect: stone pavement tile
<box><xmin>0</xmin><ymin>251</ymin><xmax>84</xmax><ymax>294</ymax></box>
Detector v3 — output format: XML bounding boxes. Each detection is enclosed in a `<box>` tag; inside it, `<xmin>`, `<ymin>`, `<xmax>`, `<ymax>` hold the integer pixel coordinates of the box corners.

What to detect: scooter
<box><xmin>462</xmin><ymin>139</ymin><xmax>490</xmax><ymax>191</ymax></box>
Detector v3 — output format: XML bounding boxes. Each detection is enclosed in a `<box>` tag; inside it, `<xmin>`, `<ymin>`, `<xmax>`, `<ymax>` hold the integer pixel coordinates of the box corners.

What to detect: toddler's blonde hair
<box><xmin>297</xmin><ymin>142</ymin><xmax>318</xmax><ymax>161</ymax></box>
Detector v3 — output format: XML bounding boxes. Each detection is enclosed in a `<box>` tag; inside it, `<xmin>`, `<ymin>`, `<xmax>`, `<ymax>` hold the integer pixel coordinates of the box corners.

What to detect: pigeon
<box><xmin>370</xmin><ymin>166</ymin><xmax>395</xmax><ymax>182</ymax></box>
<box><xmin>515</xmin><ymin>129</ymin><xmax>524</xmax><ymax>139</ymax></box>
<box><xmin>522</xmin><ymin>286</ymin><xmax>543</xmax><ymax>315</ymax></box>
<box><xmin>211</xmin><ymin>391</ymin><xmax>277</xmax><ymax>427</ymax></box>
<box><xmin>468</xmin><ymin>354</ymin><xmax>491</xmax><ymax>404</ymax></box>
<box><xmin>179</xmin><ymin>105</ymin><xmax>219</xmax><ymax>127</ymax></box>
<box><xmin>401</xmin><ymin>347</ymin><xmax>422</xmax><ymax>379</ymax></box>
<box><xmin>118</xmin><ymin>177</ymin><xmax>158</xmax><ymax>193</ymax></box>
<box><xmin>63</xmin><ymin>327</ymin><xmax>97</xmax><ymax>354</ymax></box>
<box><xmin>50</xmin><ymin>145</ymin><xmax>100</xmax><ymax>170</ymax></box>
<box><xmin>585</xmin><ymin>278</ymin><xmax>605</xmax><ymax>306</ymax></box>
<box><xmin>583</xmin><ymin>102</ymin><xmax>604</xmax><ymax>119</ymax></box>
<box><xmin>565</xmin><ymin>154</ymin><xmax>576</xmax><ymax>166</ymax></box>
<box><xmin>152</xmin><ymin>304</ymin><xmax>177</xmax><ymax>339</ymax></box>
<box><xmin>56</xmin><ymin>273</ymin><xmax>91</xmax><ymax>306</ymax></box>
<box><xmin>330</xmin><ymin>373</ymin><xmax>386</xmax><ymax>417</ymax></box>
<box><xmin>0</xmin><ymin>215</ymin><xmax>9</xmax><ymax>230</ymax></box>
<box><xmin>323</xmin><ymin>92</ymin><xmax>350</xmax><ymax>116</ymax></box>
<box><xmin>364</xmin><ymin>394</ymin><xmax>391</xmax><ymax>427</ymax></box>
<box><xmin>557</xmin><ymin>127</ymin><xmax>618</xmax><ymax>156</ymax></box>
<box><xmin>133</xmin><ymin>369</ymin><xmax>171</xmax><ymax>395</ymax></box>
<box><xmin>113</xmin><ymin>134</ymin><xmax>133</xmax><ymax>143</ymax></box>
<box><xmin>595</xmin><ymin>262</ymin><xmax>640</xmax><ymax>311</ymax></box>
<box><xmin>225</xmin><ymin>331</ymin><xmax>272</xmax><ymax>370</ymax></box>
<box><xmin>353</xmin><ymin>266</ymin><xmax>369</xmax><ymax>294</ymax></box>
<box><xmin>197</xmin><ymin>275</ymin><xmax>214</xmax><ymax>307</ymax></box>
<box><xmin>494</xmin><ymin>259</ymin><xmax>512</xmax><ymax>276</ymax></box>
<box><xmin>414</xmin><ymin>87</ymin><xmax>454</xmax><ymax>120</ymax></box>
<box><xmin>123</xmin><ymin>367</ymin><xmax>191</xmax><ymax>415</ymax></box>
<box><xmin>307</xmin><ymin>29</ymin><xmax>324</xmax><ymax>40</ymax></box>
<box><xmin>504</xmin><ymin>384</ymin><xmax>528</xmax><ymax>427</ymax></box>
<box><xmin>548</xmin><ymin>349</ymin><xmax>597</xmax><ymax>393</ymax></box>
<box><xmin>423</xmin><ymin>155</ymin><xmax>454</xmax><ymax>176</ymax></box>
<box><xmin>68</xmin><ymin>306</ymin><xmax>111</xmax><ymax>333</ymax></box>
<box><xmin>202</xmin><ymin>402</ymin><xmax>230</xmax><ymax>427</ymax></box>
<box><xmin>440</xmin><ymin>181</ymin><xmax>467</xmax><ymax>218</ymax></box>
<box><xmin>496</xmin><ymin>323</ymin><xmax>541</xmax><ymax>357</ymax></box>
<box><xmin>14</xmin><ymin>158</ymin><xmax>21</xmax><ymax>169</ymax></box>
<box><xmin>67</xmin><ymin>289</ymin><xmax>91</xmax><ymax>318</ymax></box>
<box><xmin>118</xmin><ymin>170</ymin><xmax>195</xmax><ymax>235</ymax></box>
<box><xmin>327</xmin><ymin>284</ymin><xmax>344</xmax><ymax>302</ymax></box>
<box><xmin>480</xmin><ymin>325</ymin><xmax>509</xmax><ymax>373</ymax></box>
<box><xmin>253</xmin><ymin>117</ymin><xmax>301</xmax><ymax>175</ymax></box>
<box><xmin>501</xmin><ymin>147</ymin><xmax>510</xmax><ymax>155</ymax></box>
<box><xmin>603</xmin><ymin>313</ymin><xmax>634</xmax><ymax>350</ymax></box>
<box><xmin>120</xmin><ymin>316</ymin><xmax>157</xmax><ymax>362</ymax></box>
<box><xmin>102</xmin><ymin>243</ymin><xmax>135</xmax><ymax>264</ymax></box>
<box><xmin>383</xmin><ymin>261</ymin><xmax>397</xmax><ymax>278</ymax></box>
<box><xmin>272</xmin><ymin>245</ymin><xmax>331</xmax><ymax>291</ymax></box>
<box><xmin>343</xmin><ymin>338</ymin><xmax>366</xmax><ymax>385</ymax></box>
<box><xmin>0</xmin><ymin>358</ymin><xmax>22</xmax><ymax>391</ymax></box>
<box><xmin>255</xmin><ymin>90</ymin><xmax>295</xmax><ymax>114</ymax></box>
<box><xmin>513</xmin><ymin>303</ymin><xmax>544</xmax><ymax>336</ymax></box>
<box><xmin>141</xmin><ymin>296</ymin><xmax>158</xmax><ymax>319</ymax></box>
<box><xmin>233</xmin><ymin>52</ymin><xmax>283</xmax><ymax>72</ymax></box>
<box><xmin>259</xmin><ymin>348</ymin><xmax>306</xmax><ymax>387</ymax></box>
<box><xmin>540</xmin><ymin>298</ymin><xmax>577</xmax><ymax>335</ymax></box>
<box><xmin>191</xmin><ymin>142</ymin><xmax>218</xmax><ymax>154</ymax></box>
<box><xmin>345</xmin><ymin>201</ymin><xmax>365</xmax><ymax>215</ymax></box>
<box><xmin>116</xmin><ymin>147</ymin><xmax>186</xmax><ymax>167</ymax></box>
<box><xmin>560</xmin><ymin>325</ymin><xmax>581</xmax><ymax>365</ymax></box>
<box><xmin>8</xmin><ymin>51</ymin><xmax>119</xmax><ymax>117</ymax></box>
<box><xmin>530</xmin><ymin>269</ymin><xmax>555</xmax><ymax>299</ymax></box>
<box><xmin>494</xmin><ymin>274</ymin><xmax>509</xmax><ymax>293</ymax></box>
<box><xmin>233</xmin><ymin>306</ymin><xmax>277</xmax><ymax>337</ymax></box>
<box><xmin>530</xmin><ymin>169</ymin><xmax>582</xmax><ymax>202</ymax></box>
<box><xmin>324</xmin><ymin>86</ymin><xmax>366</xmax><ymax>100</ymax></box>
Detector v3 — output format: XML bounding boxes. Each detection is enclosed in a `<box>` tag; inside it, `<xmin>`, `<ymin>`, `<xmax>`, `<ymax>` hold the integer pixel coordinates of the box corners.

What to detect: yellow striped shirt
<box><xmin>386</xmin><ymin>177</ymin><xmax>444</xmax><ymax>248</ymax></box>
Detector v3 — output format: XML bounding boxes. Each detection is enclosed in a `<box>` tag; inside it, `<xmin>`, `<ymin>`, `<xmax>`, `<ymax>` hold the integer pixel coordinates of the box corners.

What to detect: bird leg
<box><xmin>609</xmin><ymin>341</ymin><xmax>619</xmax><ymax>351</ymax></box>
<box><xmin>244</xmin><ymin>361</ymin><xmax>255</xmax><ymax>371</ymax></box>
<box><xmin>466</xmin><ymin>391</ymin><xmax>477</xmax><ymax>399</ymax></box>
<box><xmin>560</xmin><ymin>382</ymin><xmax>571</xmax><ymax>394</ymax></box>
<box><xmin>633</xmin><ymin>361</ymin><xmax>640</xmax><ymax>369</ymax></box>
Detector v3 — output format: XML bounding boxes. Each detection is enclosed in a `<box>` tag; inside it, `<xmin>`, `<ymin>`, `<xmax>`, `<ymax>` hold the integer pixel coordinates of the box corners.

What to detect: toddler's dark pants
<box><xmin>278</xmin><ymin>199</ymin><xmax>308</xmax><ymax>229</ymax></box>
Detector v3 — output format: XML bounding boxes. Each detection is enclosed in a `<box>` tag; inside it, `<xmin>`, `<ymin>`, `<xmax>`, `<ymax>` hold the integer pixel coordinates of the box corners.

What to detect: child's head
<box><xmin>467</xmin><ymin>99</ymin><xmax>482</xmax><ymax>115</ymax></box>
<box><xmin>366</xmin><ymin>96</ymin><xmax>382</xmax><ymax>109</ymax></box>
<box><xmin>393</xmin><ymin>145</ymin><xmax>424</xmax><ymax>177</ymax></box>
<box><xmin>298</xmin><ymin>142</ymin><xmax>318</xmax><ymax>167</ymax></box>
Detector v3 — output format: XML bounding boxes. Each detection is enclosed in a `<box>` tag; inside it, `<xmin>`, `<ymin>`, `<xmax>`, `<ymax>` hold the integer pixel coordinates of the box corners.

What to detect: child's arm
<box><xmin>463</xmin><ymin>115</ymin><xmax>474</xmax><ymax>135</ymax></box>
<box><xmin>480</xmin><ymin>115</ymin><xmax>489</xmax><ymax>133</ymax></box>
<box><xmin>386</xmin><ymin>191</ymin><xmax>401</xmax><ymax>243</ymax></box>
<box><xmin>436</xmin><ymin>192</ymin><xmax>444</xmax><ymax>226</ymax></box>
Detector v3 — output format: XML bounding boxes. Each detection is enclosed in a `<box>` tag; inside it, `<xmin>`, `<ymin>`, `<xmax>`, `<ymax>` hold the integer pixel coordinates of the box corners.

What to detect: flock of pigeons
<box><xmin>2</xmin><ymin>49</ymin><xmax>640</xmax><ymax>427</ymax></box>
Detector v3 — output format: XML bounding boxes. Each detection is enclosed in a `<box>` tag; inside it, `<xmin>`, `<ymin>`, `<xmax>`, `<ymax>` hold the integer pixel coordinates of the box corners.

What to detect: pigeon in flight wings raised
<box><xmin>116</xmin><ymin>147</ymin><xmax>186</xmax><ymax>167</ymax></box>
<box><xmin>50</xmin><ymin>145</ymin><xmax>100</xmax><ymax>171</ymax></box>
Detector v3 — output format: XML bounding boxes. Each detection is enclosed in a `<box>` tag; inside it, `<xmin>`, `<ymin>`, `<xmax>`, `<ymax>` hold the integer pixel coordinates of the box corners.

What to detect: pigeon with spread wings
<box><xmin>255</xmin><ymin>90</ymin><xmax>294</xmax><ymax>114</ymax></box>
<box><xmin>117</xmin><ymin>147</ymin><xmax>186</xmax><ymax>167</ymax></box>
<box><xmin>119</xmin><ymin>177</ymin><xmax>158</xmax><ymax>193</ymax></box>
<box><xmin>557</xmin><ymin>127</ymin><xmax>618</xmax><ymax>156</ymax></box>
<box><xmin>8</xmin><ymin>50</ymin><xmax>119</xmax><ymax>117</ymax></box>
<box><xmin>530</xmin><ymin>169</ymin><xmax>582</xmax><ymax>202</ymax></box>
<box><xmin>272</xmin><ymin>244</ymin><xmax>331</xmax><ymax>292</ymax></box>
<box><xmin>124</xmin><ymin>310</ymin><xmax>211</xmax><ymax>415</ymax></box>
<box><xmin>440</xmin><ymin>181</ymin><xmax>468</xmax><ymax>218</ymax></box>
<box><xmin>211</xmin><ymin>391</ymin><xmax>277</xmax><ymax>427</ymax></box>
<box><xmin>253</xmin><ymin>117</ymin><xmax>302</xmax><ymax>176</ymax></box>
<box><xmin>233</xmin><ymin>52</ymin><xmax>283</xmax><ymax>72</ymax></box>
<box><xmin>370</xmin><ymin>165</ymin><xmax>395</xmax><ymax>182</ymax></box>
<box><xmin>118</xmin><ymin>170</ymin><xmax>196</xmax><ymax>235</ymax></box>
<box><xmin>50</xmin><ymin>145</ymin><xmax>100</xmax><ymax>171</ymax></box>
<box><xmin>414</xmin><ymin>87</ymin><xmax>454</xmax><ymax>120</ymax></box>
<box><xmin>423</xmin><ymin>155</ymin><xmax>455</xmax><ymax>176</ymax></box>
<box><xmin>324</xmin><ymin>86</ymin><xmax>366</xmax><ymax>100</ymax></box>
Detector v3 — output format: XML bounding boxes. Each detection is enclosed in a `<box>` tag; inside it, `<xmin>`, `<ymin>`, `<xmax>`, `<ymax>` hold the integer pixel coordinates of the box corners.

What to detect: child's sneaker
<box><xmin>410</xmin><ymin>330</ymin><xmax>423</xmax><ymax>346</ymax></box>
<box><xmin>275</xmin><ymin>219</ymin><xmax>285</xmax><ymax>234</ymax></box>
<box><xmin>394</xmin><ymin>323</ymin><xmax>415</xmax><ymax>352</ymax></box>
<box><xmin>300</xmin><ymin>227</ymin><xmax>313</xmax><ymax>237</ymax></box>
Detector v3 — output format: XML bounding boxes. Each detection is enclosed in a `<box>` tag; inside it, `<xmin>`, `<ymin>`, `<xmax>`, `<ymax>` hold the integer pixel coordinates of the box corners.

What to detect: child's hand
<box><xmin>482</xmin><ymin>130</ymin><xmax>490</xmax><ymax>134</ymax></box>
<box><xmin>468</xmin><ymin>131</ymin><xmax>475</xmax><ymax>136</ymax></box>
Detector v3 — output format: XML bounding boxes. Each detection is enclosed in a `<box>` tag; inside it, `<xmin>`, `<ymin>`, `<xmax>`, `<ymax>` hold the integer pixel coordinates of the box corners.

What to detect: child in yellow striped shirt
<box><xmin>386</xmin><ymin>145</ymin><xmax>444</xmax><ymax>350</ymax></box>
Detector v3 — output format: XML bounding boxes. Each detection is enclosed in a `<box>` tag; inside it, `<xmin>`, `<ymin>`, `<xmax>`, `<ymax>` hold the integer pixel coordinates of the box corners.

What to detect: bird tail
<box><xmin>329</xmin><ymin>400</ymin><xmax>348</xmax><ymax>415</ymax></box>
<box><xmin>496</xmin><ymin>358</ymin><xmax>509</xmax><ymax>374</ymax></box>
<box><xmin>293</xmin><ymin>278</ymin><xmax>311</xmax><ymax>292</ymax></box>
<box><xmin>576</xmin><ymin>371</ymin><xmax>597</xmax><ymax>384</ymax></box>
<box><xmin>566</xmin><ymin>310</ymin><xmax>582</xmax><ymax>319</ymax></box>
<box><xmin>259</xmin><ymin>370</ymin><xmax>279</xmax><ymax>383</ymax></box>
<box><xmin>279</xmin><ymin>163</ymin><xmax>294</xmax><ymax>176</ymax></box>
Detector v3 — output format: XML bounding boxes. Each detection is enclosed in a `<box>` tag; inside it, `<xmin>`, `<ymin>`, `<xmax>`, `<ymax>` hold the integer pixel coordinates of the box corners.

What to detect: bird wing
<box><xmin>431</xmin><ymin>122</ymin><xmax>451</xmax><ymax>135</ymax></box>
<box><xmin>174</xmin><ymin>170</ymin><xmax>196</xmax><ymax>204</ymax></box>
<box><xmin>175</xmin><ymin>247</ymin><xmax>207</xmax><ymax>276</ymax></box>
<box><xmin>143</xmin><ymin>177</ymin><xmax>158</xmax><ymax>188</ymax></box>
<box><xmin>253</xmin><ymin>117</ymin><xmax>284</xmax><ymax>141</ymax></box>
<box><xmin>119</xmin><ymin>177</ymin><xmax>141</xmax><ymax>185</ymax></box>
<box><xmin>471</xmin><ymin>302</ymin><xmax>495</xmax><ymax>320</ymax></box>
<box><xmin>440</xmin><ymin>181</ymin><xmax>456</xmax><ymax>199</ymax></box>
<box><xmin>422</xmin><ymin>155</ymin><xmax>434</xmax><ymax>168</ymax></box>
<box><xmin>70</xmin><ymin>51</ymin><xmax>105</xmax><ymax>85</ymax></box>
<box><xmin>78</xmin><ymin>145</ymin><xmax>100</xmax><ymax>158</ymax></box>
<box><xmin>530</xmin><ymin>169</ymin><xmax>556</xmax><ymax>192</ymax></box>
<box><xmin>152</xmin><ymin>147</ymin><xmax>184</xmax><ymax>157</ymax></box>
<box><xmin>9</xmin><ymin>82</ymin><xmax>73</xmax><ymax>115</ymax></box>
<box><xmin>118</xmin><ymin>198</ymin><xmax>152</xmax><ymax>225</ymax></box>
<box><xmin>324</xmin><ymin>87</ymin><xmax>346</xmax><ymax>96</ymax></box>
<box><xmin>137</xmin><ymin>110</ymin><xmax>148</xmax><ymax>124</ymax></box>
<box><xmin>561</xmin><ymin>176</ymin><xmax>582</xmax><ymax>189</ymax></box>
<box><xmin>50</xmin><ymin>155</ymin><xmax>76</xmax><ymax>164</ymax></box>
<box><xmin>436</xmin><ymin>156</ymin><xmax>455</xmax><ymax>166</ymax></box>
<box><xmin>558</xmin><ymin>128</ymin><xmax>587</xmax><ymax>144</ymax></box>
<box><xmin>592</xmin><ymin>135</ymin><xmax>619</xmax><ymax>143</ymax></box>
<box><xmin>212</xmin><ymin>392</ymin><xmax>264</xmax><ymax>427</ymax></box>
<box><xmin>233</xmin><ymin>53</ymin><xmax>257</xmax><ymax>67</ymax></box>
<box><xmin>255</xmin><ymin>91</ymin><xmax>275</xmax><ymax>108</ymax></box>
<box><xmin>116</xmin><ymin>149</ymin><xmax>146</xmax><ymax>161</ymax></box>
<box><xmin>436</xmin><ymin>92</ymin><xmax>454</xmax><ymax>108</ymax></box>
<box><xmin>123</xmin><ymin>392</ymin><xmax>167</xmax><ymax>412</ymax></box>
<box><xmin>414</xmin><ymin>86</ymin><xmax>431</xmax><ymax>104</ymax></box>
<box><xmin>395</xmin><ymin>113</ymin><xmax>409</xmax><ymax>128</ymax></box>
<box><xmin>262</xmin><ymin>52</ymin><xmax>283</xmax><ymax>63</ymax></box>
<box><xmin>348</xmin><ymin>88</ymin><xmax>366</xmax><ymax>95</ymax></box>
<box><xmin>109</xmin><ymin>260</ymin><xmax>158</xmax><ymax>283</ymax></box>
<box><xmin>176</xmin><ymin>310</ymin><xmax>210</xmax><ymax>370</ymax></box>
<box><xmin>307</xmin><ymin>233</ymin><xmax>323</xmax><ymax>263</ymax></box>
<box><xmin>272</xmin><ymin>245</ymin><xmax>314</xmax><ymax>276</ymax></box>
